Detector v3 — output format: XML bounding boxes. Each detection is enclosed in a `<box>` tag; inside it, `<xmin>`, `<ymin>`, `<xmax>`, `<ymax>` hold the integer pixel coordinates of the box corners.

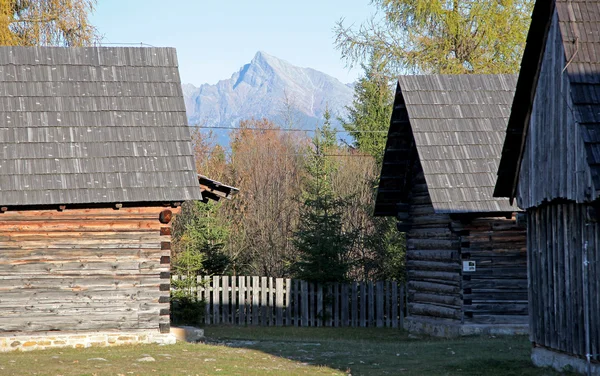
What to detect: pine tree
<box><xmin>292</xmin><ymin>110</ymin><xmax>353</xmax><ymax>284</ymax></box>
<box><xmin>340</xmin><ymin>53</ymin><xmax>406</xmax><ymax>282</ymax></box>
<box><xmin>172</xmin><ymin>200</ymin><xmax>231</xmax><ymax>277</ymax></box>
<box><xmin>341</xmin><ymin>53</ymin><xmax>394</xmax><ymax>168</ymax></box>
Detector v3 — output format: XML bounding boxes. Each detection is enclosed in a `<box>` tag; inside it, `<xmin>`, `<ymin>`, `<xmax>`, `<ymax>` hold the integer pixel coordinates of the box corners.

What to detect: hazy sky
<box><xmin>90</xmin><ymin>1</ymin><xmax>373</xmax><ymax>86</ymax></box>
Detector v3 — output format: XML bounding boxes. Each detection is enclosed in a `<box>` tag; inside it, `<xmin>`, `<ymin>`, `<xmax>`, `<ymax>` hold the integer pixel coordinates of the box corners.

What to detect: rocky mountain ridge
<box><xmin>183</xmin><ymin>51</ymin><xmax>354</xmax><ymax>131</ymax></box>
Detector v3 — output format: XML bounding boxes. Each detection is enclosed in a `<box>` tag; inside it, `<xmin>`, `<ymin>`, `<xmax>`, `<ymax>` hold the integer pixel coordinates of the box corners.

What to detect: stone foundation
<box><xmin>404</xmin><ymin>317</ymin><xmax>529</xmax><ymax>338</ymax></box>
<box><xmin>532</xmin><ymin>347</ymin><xmax>600</xmax><ymax>375</ymax></box>
<box><xmin>0</xmin><ymin>330</ymin><xmax>176</xmax><ymax>352</ymax></box>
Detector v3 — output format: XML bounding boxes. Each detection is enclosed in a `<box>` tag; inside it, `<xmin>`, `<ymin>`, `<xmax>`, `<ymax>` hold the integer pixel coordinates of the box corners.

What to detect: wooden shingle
<box><xmin>375</xmin><ymin>75</ymin><xmax>519</xmax><ymax>215</ymax></box>
<box><xmin>0</xmin><ymin>47</ymin><xmax>201</xmax><ymax>207</ymax></box>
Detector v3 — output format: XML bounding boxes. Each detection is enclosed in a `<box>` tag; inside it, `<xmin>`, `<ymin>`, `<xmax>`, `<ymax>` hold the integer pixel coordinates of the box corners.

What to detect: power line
<box><xmin>190</xmin><ymin>125</ymin><xmax>389</xmax><ymax>134</ymax></box>
<box><xmin>194</xmin><ymin>150</ymin><xmax>375</xmax><ymax>158</ymax></box>
<box><xmin>95</xmin><ymin>41</ymin><xmax>156</xmax><ymax>47</ymax></box>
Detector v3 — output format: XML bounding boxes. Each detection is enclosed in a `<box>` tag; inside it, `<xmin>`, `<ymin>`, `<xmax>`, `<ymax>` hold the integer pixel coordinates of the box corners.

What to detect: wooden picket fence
<box><xmin>177</xmin><ymin>276</ymin><xmax>405</xmax><ymax>328</ymax></box>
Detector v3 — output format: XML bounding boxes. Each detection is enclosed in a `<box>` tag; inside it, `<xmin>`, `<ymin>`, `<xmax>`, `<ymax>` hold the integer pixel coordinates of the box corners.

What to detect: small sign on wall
<box><xmin>463</xmin><ymin>261</ymin><xmax>476</xmax><ymax>272</ymax></box>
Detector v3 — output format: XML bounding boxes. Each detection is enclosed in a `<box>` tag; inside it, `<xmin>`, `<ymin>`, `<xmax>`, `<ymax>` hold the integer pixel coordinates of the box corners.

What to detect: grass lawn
<box><xmin>0</xmin><ymin>326</ymin><xmax>574</xmax><ymax>376</ymax></box>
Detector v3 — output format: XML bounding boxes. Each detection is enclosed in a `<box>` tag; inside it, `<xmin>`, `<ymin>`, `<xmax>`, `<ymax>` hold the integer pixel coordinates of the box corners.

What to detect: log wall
<box><xmin>0</xmin><ymin>207</ymin><xmax>173</xmax><ymax>334</ymax></box>
<box><xmin>406</xmin><ymin>168</ymin><xmax>462</xmax><ymax>321</ymax></box>
<box><xmin>459</xmin><ymin>216</ymin><xmax>528</xmax><ymax>325</ymax></box>
<box><xmin>405</xmin><ymin>164</ymin><xmax>528</xmax><ymax>325</ymax></box>
<box><xmin>528</xmin><ymin>202</ymin><xmax>600</xmax><ymax>361</ymax></box>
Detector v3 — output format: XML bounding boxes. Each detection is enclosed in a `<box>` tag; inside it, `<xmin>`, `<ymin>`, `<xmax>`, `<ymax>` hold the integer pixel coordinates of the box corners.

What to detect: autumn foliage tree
<box><xmin>175</xmin><ymin>116</ymin><xmax>406</xmax><ymax>281</ymax></box>
<box><xmin>227</xmin><ymin>118</ymin><xmax>305</xmax><ymax>277</ymax></box>
<box><xmin>335</xmin><ymin>0</ymin><xmax>534</xmax><ymax>74</ymax></box>
<box><xmin>0</xmin><ymin>0</ymin><xmax>98</xmax><ymax>46</ymax></box>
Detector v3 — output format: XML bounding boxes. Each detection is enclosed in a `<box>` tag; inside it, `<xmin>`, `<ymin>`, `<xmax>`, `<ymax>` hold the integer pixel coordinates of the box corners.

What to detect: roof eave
<box><xmin>495</xmin><ymin>0</ymin><xmax>557</xmax><ymax>201</ymax></box>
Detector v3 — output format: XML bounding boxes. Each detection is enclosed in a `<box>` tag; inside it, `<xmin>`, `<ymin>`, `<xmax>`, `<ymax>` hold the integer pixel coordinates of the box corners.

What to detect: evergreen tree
<box><xmin>292</xmin><ymin>110</ymin><xmax>353</xmax><ymax>284</ymax></box>
<box><xmin>170</xmin><ymin>200</ymin><xmax>230</xmax><ymax>326</ymax></box>
<box><xmin>341</xmin><ymin>53</ymin><xmax>394</xmax><ymax>167</ymax></box>
<box><xmin>340</xmin><ymin>54</ymin><xmax>406</xmax><ymax>282</ymax></box>
<box><xmin>172</xmin><ymin>200</ymin><xmax>231</xmax><ymax>277</ymax></box>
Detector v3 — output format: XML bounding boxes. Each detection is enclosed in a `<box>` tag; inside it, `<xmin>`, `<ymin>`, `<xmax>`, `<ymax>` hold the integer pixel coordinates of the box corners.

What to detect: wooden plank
<box><xmin>301</xmin><ymin>281</ymin><xmax>308</xmax><ymax>327</ymax></box>
<box><xmin>213</xmin><ymin>276</ymin><xmax>220</xmax><ymax>325</ymax></box>
<box><xmin>351</xmin><ymin>282</ymin><xmax>358</xmax><ymax>327</ymax></box>
<box><xmin>276</xmin><ymin>278</ymin><xmax>284</xmax><ymax>327</ymax></box>
<box><xmin>294</xmin><ymin>280</ymin><xmax>300</xmax><ymax>326</ymax></box>
<box><xmin>222</xmin><ymin>276</ymin><xmax>229</xmax><ymax>324</ymax></box>
<box><xmin>333</xmin><ymin>282</ymin><xmax>339</xmax><ymax>327</ymax></box>
<box><xmin>360</xmin><ymin>282</ymin><xmax>367</xmax><ymax>327</ymax></box>
<box><xmin>285</xmin><ymin>278</ymin><xmax>291</xmax><ymax>326</ymax></box>
<box><xmin>252</xmin><ymin>276</ymin><xmax>259</xmax><ymax>326</ymax></box>
<box><xmin>400</xmin><ymin>283</ymin><xmax>405</xmax><ymax>327</ymax></box>
<box><xmin>327</xmin><ymin>284</ymin><xmax>333</xmax><ymax>327</ymax></box>
<box><xmin>268</xmin><ymin>277</ymin><xmax>274</xmax><ymax>326</ymax></box>
<box><xmin>341</xmin><ymin>283</ymin><xmax>349</xmax><ymax>327</ymax></box>
<box><xmin>238</xmin><ymin>276</ymin><xmax>246</xmax><ymax>326</ymax></box>
<box><xmin>392</xmin><ymin>282</ymin><xmax>398</xmax><ymax>328</ymax></box>
<box><xmin>231</xmin><ymin>276</ymin><xmax>237</xmax><ymax>325</ymax></box>
<box><xmin>590</xmin><ymin>223</ymin><xmax>600</xmax><ymax>361</ymax></box>
<box><xmin>261</xmin><ymin>276</ymin><xmax>267</xmax><ymax>326</ymax></box>
<box><xmin>386</xmin><ymin>281</ymin><xmax>391</xmax><ymax>328</ymax></box>
<box><xmin>205</xmin><ymin>276</ymin><xmax>211</xmax><ymax>325</ymax></box>
<box><xmin>317</xmin><ymin>284</ymin><xmax>323</xmax><ymax>327</ymax></box>
<box><xmin>368</xmin><ymin>281</ymin><xmax>375</xmax><ymax>327</ymax></box>
<box><xmin>564</xmin><ymin>205</ymin><xmax>572</xmax><ymax>353</ymax></box>
<box><xmin>557</xmin><ymin>204</ymin><xmax>565</xmax><ymax>351</ymax></box>
<box><xmin>376</xmin><ymin>281</ymin><xmax>384</xmax><ymax>327</ymax></box>
<box><xmin>308</xmin><ymin>282</ymin><xmax>313</xmax><ymax>327</ymax></box>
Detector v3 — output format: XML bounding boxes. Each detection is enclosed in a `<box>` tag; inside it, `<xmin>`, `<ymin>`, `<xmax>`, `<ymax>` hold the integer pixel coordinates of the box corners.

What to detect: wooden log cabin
<box><xmin>0</xmin><ymin>46</ymin><xmax>208</xmax><ymax>351</ymax></box>
<box><xmin>375</xmin><ymin>75</ymin><xmax>528</xmax><ymax>337</ymax></box>
<box><xmin>495</xmin><ymin>0</ymin><xmax>600</xmax><ymax>373</ymax></box>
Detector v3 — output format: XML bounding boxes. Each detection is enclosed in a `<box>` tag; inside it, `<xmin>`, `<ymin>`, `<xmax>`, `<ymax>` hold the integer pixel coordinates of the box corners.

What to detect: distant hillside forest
<box><xmin>172</xmin><ymin>115</ymin><xmax>404</xmax><ymax>283</ymax></box>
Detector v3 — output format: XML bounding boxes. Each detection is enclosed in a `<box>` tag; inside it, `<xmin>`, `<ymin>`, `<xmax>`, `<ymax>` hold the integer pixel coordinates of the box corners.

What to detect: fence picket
<box><xmin>238</xmin><ymin>276</ymin><xmax>245</xmax><ymax>325</ymax></box>
<box><xmin>392</xmin><ymin>281</ymin><xmax>398</xmax><ymax>328</ymax></box>
<box><xmin>294</xmin><ymin>280</ymin><xmax>300</xmax><ymax>326</ymax></box>
<box><xmin>231</xmin><ymin>276</ymin><xmax>237</xmax><ymax>325</ymax></box>
<box><xmin>276</xmin><ymin>278</ymin><xmax>283</xmax><ymax>326</ymax></box>
<box><xmin>301</xmin><ymin>281</ymin><xmax>308</xmax><ymax>326</ymax></box>
<box><xmin>252</xmin><ymin>276</ymin><xmax>259</xmax><ymax>326</ymax></box>
<box><xmin>268</xmin><ymin>277</ymin><xmax>274</xmax><ymax>326</ymax></box>
<box><xmin>222</xmin><ymin>276</ymin><xmax>229</xmax><ymax>324</ymax></box>
<box><xmin>351</xmin><ymin>282</ymin><xmax>358</xmax><ymax>327</ymax></box>
<box><xmin>376</xmin><ymin>281</ymin><xmax>384</xmax><ymax>328</ymax></box>
<box><xmin>261</xmin><ymin>276</ymin><xmax>267</xmax><ymax>326</ymax></box>
<box><xmin>285</xmin><ymin>278</ymin><xmax>292</xmax><ymax>326</ymax></box>
<box><xmin>179</xmin><ymin>276</ymin><xmax>405</xmax><ymax>329</ymax></box>
<box><xmin>308</xmin><ymin>282</ymin><xmax>313</xmax><ymax>327</ymax></box>
<box><xmin>327</xmin><ymin>283</ymin><xmax>333</xmax><ymax>327</ymax></box>
<box><xmin>317</xmin><ymin>284</ymin><xmax>323</xmax><ymax>327</ymax></box>
<box><xmin>368</xmin><ymin>281</ymin><xmax>374</xmax><ymax>327</ymax></box>
<box><xmin>213</xmin><ymin>276</ymin><xmax>220</xmax><ymax>324</ymax></box>
<box><xmin>360</xmin><ymin>282</ymin><xmax>366</xmax><ymax>327</ymax></box>
<box><xmin>204</xmin><ymin>276</ymin><xmax>211</xmax><ymax>325</ymax></box>
<box><xmin>341</xmin><ymin>283</ymin><xmax>349</xmax><ymax>327</ymax></box>
<box><xmin>384</xmin><ymin>281</ymin><xmax>392</xmax><ymax>328</ymax></box>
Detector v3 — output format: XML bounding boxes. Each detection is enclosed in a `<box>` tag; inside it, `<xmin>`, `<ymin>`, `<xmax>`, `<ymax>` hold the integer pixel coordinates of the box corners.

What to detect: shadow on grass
<box><xmin>202</xmin><ymin>326</ymin><xmax>572</xmax><ymax>376</ymax></box>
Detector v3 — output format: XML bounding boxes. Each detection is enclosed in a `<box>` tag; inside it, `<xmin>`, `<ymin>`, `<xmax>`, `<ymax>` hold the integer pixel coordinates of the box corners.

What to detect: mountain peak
<box><xmin>183</xmin><ymin>52</ymin><xmax>353</xmax><ymax>134</ymax></box>
<box><xmin>250</xmin><ymin>51</ymin><xmax>287</xmax><ymax>67</ymax></box>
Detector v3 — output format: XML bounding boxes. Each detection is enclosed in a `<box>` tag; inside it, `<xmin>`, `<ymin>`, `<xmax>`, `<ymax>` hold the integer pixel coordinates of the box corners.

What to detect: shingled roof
<box><xmin>375</xmin><ymin>75</ymin><xmax>519</xmax><ymax>216</ymax></box>
<box><xmin>495</xmin><ymin>0</ymin><xmax>600</xmax><ymax>199</ymax></box>
<box><xmin>0</xmin><ymin>46</ymin><xmax>202</xmax><ymax>207</ymax></box>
